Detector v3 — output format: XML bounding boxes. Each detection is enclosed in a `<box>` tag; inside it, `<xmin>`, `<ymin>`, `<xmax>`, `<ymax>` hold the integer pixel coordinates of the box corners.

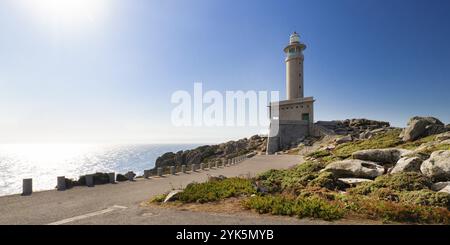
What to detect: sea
<box><xmin>0</xmin><ymin>143</ymin><xmax>201</xmax><ymax>197</ymax></box>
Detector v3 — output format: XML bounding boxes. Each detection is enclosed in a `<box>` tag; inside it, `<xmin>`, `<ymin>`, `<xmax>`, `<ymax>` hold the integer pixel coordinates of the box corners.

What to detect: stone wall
<box><xmin>267</xmin><ymin>120</ymin><xmax>310</xmax><ymax>154</ymax></box>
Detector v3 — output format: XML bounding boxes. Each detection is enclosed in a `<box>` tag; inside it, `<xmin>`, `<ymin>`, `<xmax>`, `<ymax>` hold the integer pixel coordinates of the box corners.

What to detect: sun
<box><xmin>19</xmin><ymin>0</ymin><xmax>109</xmax><ymax>30</ymax></box>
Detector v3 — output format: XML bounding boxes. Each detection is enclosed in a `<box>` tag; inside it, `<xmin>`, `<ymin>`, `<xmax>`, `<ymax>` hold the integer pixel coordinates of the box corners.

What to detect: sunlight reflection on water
<box><xmin>0</xmin><ymin>143</ymin><xmax>199</xmax><ymax>196</ymax></box>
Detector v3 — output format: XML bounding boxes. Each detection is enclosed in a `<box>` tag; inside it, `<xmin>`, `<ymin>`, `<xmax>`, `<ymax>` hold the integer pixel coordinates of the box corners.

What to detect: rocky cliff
<box><xmin>153</xmin><ymin>135</ymin><xmax>267</xmax><ymax>169</ymax></box>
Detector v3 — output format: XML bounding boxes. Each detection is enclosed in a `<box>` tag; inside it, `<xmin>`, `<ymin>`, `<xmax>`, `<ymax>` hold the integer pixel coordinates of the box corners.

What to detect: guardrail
<box><xmin>21</xmin><ymin>154</ymin><xmax>254</xmax><ymax>195</ymax></box>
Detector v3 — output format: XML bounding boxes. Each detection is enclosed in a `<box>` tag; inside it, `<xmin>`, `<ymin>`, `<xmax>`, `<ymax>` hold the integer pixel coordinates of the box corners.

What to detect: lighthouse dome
<box><xmin>289</xmin><ymin>32</ymin><xmax>300</xmax><ymax>44</ymax></box>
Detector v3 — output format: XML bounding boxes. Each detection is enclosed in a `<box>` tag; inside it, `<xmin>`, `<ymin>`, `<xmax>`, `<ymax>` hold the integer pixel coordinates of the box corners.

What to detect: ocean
<box><xmin>0</xmin><ymin>143</ymin><xmax>201</xmax><ymax>197</ymax></box>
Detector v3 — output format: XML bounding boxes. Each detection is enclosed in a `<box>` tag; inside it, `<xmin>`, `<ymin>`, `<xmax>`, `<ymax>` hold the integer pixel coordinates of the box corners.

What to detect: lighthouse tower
<box><xmin>266</xmin><ymin>32</ymin><xmax>315</xmax><ymax>154</ymax></box>
<box><xmin>285</xmin><ymin>32</ymin><xmax>306</xmax><ymax>100</ymax></box>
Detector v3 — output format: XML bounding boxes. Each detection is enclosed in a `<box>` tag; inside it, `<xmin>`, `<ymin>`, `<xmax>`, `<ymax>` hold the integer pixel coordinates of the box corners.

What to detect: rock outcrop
<box><xmin>338</xmin><ymin>178</ymin><xmax>373</xmax><ymax>186</ymax></box>
<box><xmin>316</xmin><ymin>119</ymin><xmax>390</xmax><ymax>137</ymax></box>
<box><xmin>154</xmin><ymin>135</ymin><xmax>266</xmax><ymax>170</ymax></box>
<box><xmin>420</xmin><ymin>150</ymin><xmax>450</xmax><ymax>181</ymax></box>
<box><xmin>320</xmin><ymin>159</ymin><xmax>385</xmax><ymax>179</ymax></box>
<box><xmin>352</xmin><ymin>148</ymin><xmax>412</xmax><ymax>165</ymax></box>
<box><xmin>390</xmin><ymin>157</ymin><xmax>423</xmax><ymax>174</ymax></box>
<box><xmin>336</xmin><ymin>135</ymin><xmax>353</xmax><ymax>144</ymax></box>
<box><xmin>401</xmin><ymin>116</ymin><xmax>447</xmax><ymax>142</ymax></box>
<box><xmin>431</xmin><ymin>182</ymin><xmax>450</xmax><ymax>191</ymax></box>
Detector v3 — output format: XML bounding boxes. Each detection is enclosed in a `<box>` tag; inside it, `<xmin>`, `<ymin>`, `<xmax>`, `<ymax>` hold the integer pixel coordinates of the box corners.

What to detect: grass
<box><xmin>243</xmin><ymin>194</ymin><xmax>345</xmax><ymax>221</ymax></box>
<box><xmin>177</xmin><ymin>177</ymin><xmax>255</xmax><ymax>203</ymax></box>
<box><xmin>307</xmin><ymin>150</ymin><xmax>331</xmax><ymax>158</ymax></box>
<box><xmin>336</xmin><ymin>194</ymin><xmax>450</xmax><ymax>224</ymax></box>
<box><xmin>243</xmin><ymin>192</ymin><xmax>450</xmax><ymax>224</ymax></box>
<box><xmin>256</xmin><ymin>161</ymin><xmax>327</xmax><ymax>193</ymax></box>
<box><xmin>333</xmin><ymin>129</ymin><xmax>403</xmax><ymax>158</ymax></box>
<box><xmin>349</xmin><ymin>172</ymin><xmax>433</xmax><ymax>195</ymax></box>
<box><xmin>398</xmin><ymin>134</ymin><xmax>437</xmax><ymax>150</ymax></box>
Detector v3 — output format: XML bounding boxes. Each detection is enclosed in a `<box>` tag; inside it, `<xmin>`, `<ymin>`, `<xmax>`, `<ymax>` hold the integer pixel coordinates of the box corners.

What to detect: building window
<box><xmin>302</xmin><ymin>113</ymin><xmax>310</xmax><ymax>121</ymax></box>
<box><xmin>299</xmin><ymin>73</ymin><xmax>302</xmax><ymax>77</ymax></box>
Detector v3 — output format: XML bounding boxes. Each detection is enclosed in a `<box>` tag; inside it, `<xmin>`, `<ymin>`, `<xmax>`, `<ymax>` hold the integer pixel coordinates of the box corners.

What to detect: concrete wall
<box><xmin>267</xmin><ymin>120</ymin><xmax>310</xmax><ymax>154</ymax></box>
<box><xmin>278</xmin><ymin>100</ymin><xmax>313</xmax><ymax>122</ymax></box>
<box><xmin>286</xmin><ymin>56</ymin><xmax>304</xmax><ymax>100</ymax></box>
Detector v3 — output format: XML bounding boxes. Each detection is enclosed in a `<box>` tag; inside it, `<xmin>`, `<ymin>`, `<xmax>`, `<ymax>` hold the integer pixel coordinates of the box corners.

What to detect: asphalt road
<box><xmin>0</xmin><ymin>155</ymin><xmax>303</xmax><ymax>225</ymax></box>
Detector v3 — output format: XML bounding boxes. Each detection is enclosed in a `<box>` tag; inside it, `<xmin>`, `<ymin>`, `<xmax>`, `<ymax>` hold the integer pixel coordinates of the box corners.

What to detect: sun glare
<box><xmin>20</xmin><ymin>0</ymin><xmax>109</xmax><ymax>30</ymax></box>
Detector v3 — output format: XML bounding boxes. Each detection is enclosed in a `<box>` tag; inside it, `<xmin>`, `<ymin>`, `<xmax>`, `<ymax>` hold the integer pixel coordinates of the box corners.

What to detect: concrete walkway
<box><xmin>0</xmin><ymin>155</ymin><xmax>302</xmax><ymax>225</ymax></box>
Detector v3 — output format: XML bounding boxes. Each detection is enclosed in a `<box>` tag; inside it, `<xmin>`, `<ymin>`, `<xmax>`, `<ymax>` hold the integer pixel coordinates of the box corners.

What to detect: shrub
<box><xmin>355</xmin><ymin>197</ymin><xmax>450</xmax><ymax>224</ymax></box>
<box><xmin>150</xmin><ymin>194</ymin><xmax>167</xmax><ymax>204</ymax></box>
<box><xmin>177</xmin><ymin>178</ymin><xmax>255</xmax><ymax>203</ymax></box>
<box><xmin>400</xmin><ymin>190</ymin><xmax>450</xmax><ymax>209</ymax></box>
<box><xmin>333</xmin><ymin>129</ymin><xmax>403</xmax><ymax>158</ymax></box>
<box><xmin>243</xmin><ymin>194</ymin><xmax>345</xmax><ymax>221</ymax></box>
<box><xmin>256</xmin><ymin>161</ymin><xmax>327</xmax><ymax>193</ymax></box>
<box><xmin>350</xmin><ymin>172</ymin><xmax>432</xmax><ymax>195</ymax></box>
<box><xmin>308</xmin><ymin>172</ymin><xmax>349</xmax><ymax>190</ymax></box>
<box><xmin>307</xmin><ymin>150</ymin><xmax>331</xmax><ymax>159</ymax></box>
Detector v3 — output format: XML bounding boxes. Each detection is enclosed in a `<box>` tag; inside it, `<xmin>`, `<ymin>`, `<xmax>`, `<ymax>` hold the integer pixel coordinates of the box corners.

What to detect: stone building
<box><xmin>267</xmin><ymin>32</ymin><xmax>315</xmax><ymax>154</ymax></box>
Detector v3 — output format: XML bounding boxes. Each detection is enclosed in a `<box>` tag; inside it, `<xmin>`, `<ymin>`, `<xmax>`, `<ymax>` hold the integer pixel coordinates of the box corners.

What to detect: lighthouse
<box><xmin>285</xmin><ymin>32</ymin><xmax>306</xmax><ymax>100</ymax></box>
<box><xmin>266</xmin><ymin>32</ymin><xmax>315</xmax><ymax>154</ymax></box>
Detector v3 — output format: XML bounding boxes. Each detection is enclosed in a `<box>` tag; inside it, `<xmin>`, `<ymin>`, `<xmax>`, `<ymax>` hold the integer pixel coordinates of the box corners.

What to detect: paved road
<box><xmin>0</xmin><ymin>155</ymin><xmax>303</xmax><ymax>225</ymax></box>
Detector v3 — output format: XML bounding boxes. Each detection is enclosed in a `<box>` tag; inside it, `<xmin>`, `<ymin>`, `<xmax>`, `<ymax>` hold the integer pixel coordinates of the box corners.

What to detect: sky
<box><xmin>0</xmin><ymin>0</ymin><xmax>449</xmax><ymax>144</ymax></box>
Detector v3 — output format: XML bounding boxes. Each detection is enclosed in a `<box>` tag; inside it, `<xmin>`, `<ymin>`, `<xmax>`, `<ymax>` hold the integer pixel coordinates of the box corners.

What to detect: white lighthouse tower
<box><xmin>267</xmin><ymin>32</ymin><xmax>315</xmax><ymax>154</ymax></box>
<box><xmin>285</xmin><ymin>32</ymin><xmax>306</xmax><ymax>100</ymax></box>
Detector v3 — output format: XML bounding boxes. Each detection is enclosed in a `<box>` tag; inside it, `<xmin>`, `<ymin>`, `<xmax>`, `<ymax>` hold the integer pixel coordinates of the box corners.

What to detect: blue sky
<box><xmin>0</xmin><ymin>0</ymin><xmax>449</xmax><ymax>143</ymax></box>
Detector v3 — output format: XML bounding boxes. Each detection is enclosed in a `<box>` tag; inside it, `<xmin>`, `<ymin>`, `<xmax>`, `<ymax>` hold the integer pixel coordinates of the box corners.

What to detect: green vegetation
<box><xmin>335</xmin><ymin>194</ymin><xmax>450</xmax><ymax>224</ymax></box>
<box><xmin>150</xmin><ymin>194</ymin><xmax>167</xmax><ymax>203</ymax></box>
<box><xmin>400</xmin><ymin>190</ymin><xmax>450</xmax><ymax>208</ymax></box>
<box><xmin>256</xmin><ymin>161</ymin><xmax>329</xmax><ymax>193</ymax></box>
<box><xmin>333</xmin><ymin>129</ymin><xmax>403</xmax><ymax>158</ymax></box>
<box><xmin>243</xmin><ymin>194</ymin><xmax>345</xmax><ymax>221</ymax></box>
<box><xmin>177</xmin><ymin>177</ymin><xmax>255</xmax><ymax>203</ymax></box>
<box><xmin>307</xmin><ymin>150</ymin><xmax>331</xmax><ymax>158</ymax></box>
<box><xmin>154</xmin><ymin>129</ymin><xmax>450</xmax><ymax>224</ymax></box>
<box><xmin>399</xmin><ymin>134</ymin><xmax>437</xmax><ymax>150</ymax></box>
<box><xmin>350</xmin><ymin>172</ymin><xmax>432</xmax><ymax>195</ymax></box>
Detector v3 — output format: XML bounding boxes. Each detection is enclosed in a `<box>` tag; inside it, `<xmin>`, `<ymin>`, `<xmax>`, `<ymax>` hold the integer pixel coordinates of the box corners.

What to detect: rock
<box><xmin>163</xmin><ymin>190</ymin><xmax>182</xmax><ymax>203</ymax></box>
<box><xmin>359</xmin><ymin>131</ymin><xmax>373</xmax><ymax>139</ymax></box>
<box><xmin>401</xmin><ymin>116</ymin><xmax>446</xmax><ymax>142</ymax></box>
<box><xmin>390</xmin><ymin>157</ymin><xmax>423</xmax><ymax>174</ymax></box>
<box><xmin>352</xmin><ymin>148</ymin><xmax>412</xmax><ymax>165</ymax></box>
<box><xmin>435</xmin><ymin>132</ymin><xmax>450</xmax><ymax>141</ymax></box>
<box><xmin>153</xmin><ymin>136</ymin><xmax>267</xmax><ymax>170</ymax></box>
<box><xmin>336</xmin><ymin>135</ymin><xmax>353</xmax><ymax>144</ymax></box>
<box><xmin>254</xmin><ymin>180</ymin><xmax>269</xmax><ymax>194</ymax></box>
<box><xmin>124</xmin><ymin>171</ymin><xmax>136</xmax><ymax>181</ymax></box>
<box><xmin>338</xmin><ymin>178</ymin><xmax>373</xmax><ymax>186</ymax></box>
<box><xmin>207</xmin><ymin>175</ymin><xmax>227</xmax><ymax>182</ymax></box>
<box><xmin>420</xmin><ymin>150</ymin><xmax>450</xmax><ymax>181</ymax></box>
<box><xmin>320</xmin><ymin>159</ymin><xmax>385</xmax><ymax>179</ymax></box>
<box><xmin>316</xmin><ymin>119</ymin><xmax>390</xmax><ymax>137</ymax></box>
<box><xmin>439</xmin><ymin>186</ymin><xmax>450</xmax><ymax>194</ymax></box>
<box><xmin>431</xmin><ymin>182</ymin><xmax>450</xmax><ymax>191</ymax></box>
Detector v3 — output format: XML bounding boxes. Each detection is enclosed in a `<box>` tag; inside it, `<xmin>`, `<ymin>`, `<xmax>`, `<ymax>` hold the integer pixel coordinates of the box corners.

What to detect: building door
<box><xmin>302</xmin><ymin>113</ymin><xmax>309</xmax><ymax>121</ymax></box>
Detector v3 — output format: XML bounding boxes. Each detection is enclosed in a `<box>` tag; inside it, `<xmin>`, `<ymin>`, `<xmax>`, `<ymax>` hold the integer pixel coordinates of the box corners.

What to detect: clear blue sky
<box><xmin>0</xmin><ymin>0</ymin><xmax>449</xmax><ymax>143</ymax></box>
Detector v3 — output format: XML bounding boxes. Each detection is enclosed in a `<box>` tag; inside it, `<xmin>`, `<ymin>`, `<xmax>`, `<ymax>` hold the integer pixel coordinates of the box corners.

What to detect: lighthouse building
<box><xmin>267</xmin><ymin>32</ymin><xmax>315</xmax><ymax>154</ymax></box>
